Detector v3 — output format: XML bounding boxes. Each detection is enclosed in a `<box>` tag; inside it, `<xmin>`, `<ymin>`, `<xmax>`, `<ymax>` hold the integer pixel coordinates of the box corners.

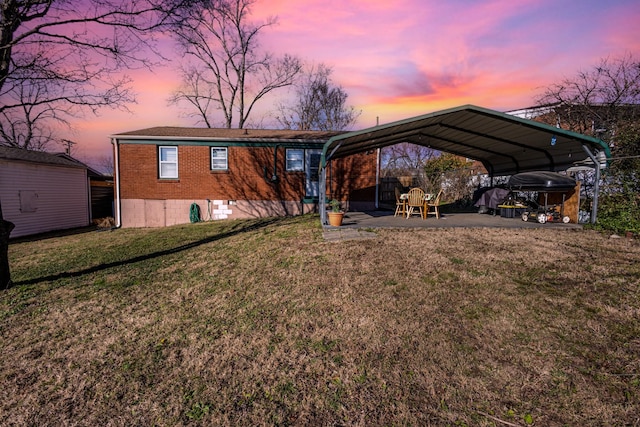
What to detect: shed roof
<box><xmin>322</xmin><ymin>104</ymin><xmax>610</xmax><ymax>176</ymax></box>
<box><xmin>0</xmin><ymin>146</ymin><xmax>86</xmax><ymax>169</ymax></box>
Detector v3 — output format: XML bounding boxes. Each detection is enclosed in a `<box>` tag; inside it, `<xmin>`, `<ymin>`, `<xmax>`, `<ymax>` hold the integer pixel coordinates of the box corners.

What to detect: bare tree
<box><xmin>0</xmin><ymin>0</ymin><xmax>179</xmax><ymax>151</ymax></box>
<box><xmin>0</xmin><ymin>77</ymin><xmax>63</xmax><ymax>150</ymax></box>
<box><xmin>167</xmin><ymin>0</ymin><xmax>302</xmax><ymax>129</ymax></box>
<box><xmin>535</xmin><ymin>54</ymin><xmax>640</xmax><ymax>139</ymax></box>
<box><xmin>275</xmin><ymin>63</ymin><xmax>360</xmax><ymax>131</ymax></box>
<box><xmin>96</xmin><ymin>154</ymin><xmax>115</xmax><ymax>176</ymax></box>
<box><xmin>536</xmin><ymin>54</ymin><xmax>640</xmax><ymax>231</ymax></box>
<box><xmin>0</xmin><ymin>1</ymin><xmax>173</xmax><ymax>89</ymax></box>
<box><xmin>381</xmin><ymin>143</ymin><xmax>437</xmax><ymax>176</ymax></box>
<box><xmin>168</xmin><ymin>65</ymin><xmax>220</xmax><ymax>128</ymax></box>
<box><xmin>0</xmin><ymin>0</ymin><xmax>181</xmax><ymax>289</ymax></box>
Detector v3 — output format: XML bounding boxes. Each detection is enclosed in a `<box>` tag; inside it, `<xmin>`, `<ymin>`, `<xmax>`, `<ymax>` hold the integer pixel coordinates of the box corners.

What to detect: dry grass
<box><xmin>1</xmin><ymin>215</ymin><xmax>639</xmax><ymax>426</ymax></box>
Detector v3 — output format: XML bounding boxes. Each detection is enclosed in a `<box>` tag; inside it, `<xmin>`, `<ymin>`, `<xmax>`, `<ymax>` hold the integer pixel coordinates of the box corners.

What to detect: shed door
<box><xmin>305</xmin><ymin>150</ymin><xmax>322</xmax><ymax>197</ymax></box>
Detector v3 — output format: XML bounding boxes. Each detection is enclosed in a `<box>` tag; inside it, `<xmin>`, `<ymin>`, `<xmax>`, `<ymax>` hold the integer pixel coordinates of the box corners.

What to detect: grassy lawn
<box><xmin>1</xmin><ymin>215</ymin><xmax>639</xmax><ymax>426</ymax></box>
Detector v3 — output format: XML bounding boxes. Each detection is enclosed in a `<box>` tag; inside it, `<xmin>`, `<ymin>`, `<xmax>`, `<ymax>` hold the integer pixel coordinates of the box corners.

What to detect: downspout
<box><xmin>112</xmin><ymin>138</ymin><xmax>122</xmax><ymax>228</ymax></box>
<box><xmin>86</xmin><ymin>171</ymin><xmax>92</xmax><ymax>225</ymax></box>
<box><xmin>264</xmin><ymin>145</ymin><xmax>280</xmax><ymax>183</ymax></box>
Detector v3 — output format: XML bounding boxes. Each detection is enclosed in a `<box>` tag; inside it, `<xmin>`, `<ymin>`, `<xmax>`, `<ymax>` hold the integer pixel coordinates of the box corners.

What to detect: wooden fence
<box><xmin>380</xmin><ymin>176</ymin><xmax>418</xmax><ymax>205</ymax></box>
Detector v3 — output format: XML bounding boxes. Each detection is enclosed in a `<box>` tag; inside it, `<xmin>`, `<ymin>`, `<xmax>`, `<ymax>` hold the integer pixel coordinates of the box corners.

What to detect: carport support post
<box><xmin>319</xmin><ymin>166</ymin><xmax>327</xmax><ymax>225</ymax></box>
<box><xmin>582</xmin><ymin>145</ymin><xmax>601</xmax><ymax>224</ymax></box>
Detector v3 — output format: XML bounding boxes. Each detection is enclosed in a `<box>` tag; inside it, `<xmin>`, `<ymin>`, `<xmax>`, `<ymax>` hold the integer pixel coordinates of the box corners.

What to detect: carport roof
<box><xmin>322</xmin><ymin>104</ymin><xmax>610</xmax><ymax>176</ymax></box>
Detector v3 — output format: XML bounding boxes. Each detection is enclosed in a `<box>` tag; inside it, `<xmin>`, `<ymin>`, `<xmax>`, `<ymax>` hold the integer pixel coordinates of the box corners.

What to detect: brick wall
<box><xmin>118</xmin><ymin>144</ymin><xmax>306</xmax><ymax>201</ymax></box>
<box><xmin>328</xmin><ymin>152</ymin><xmax>378</xmax><ymax>204</ymax></box>
<box><xmin>116</xmin><ymin>143</ymin><xmax>378</xmax><ymax>226</ymax></box>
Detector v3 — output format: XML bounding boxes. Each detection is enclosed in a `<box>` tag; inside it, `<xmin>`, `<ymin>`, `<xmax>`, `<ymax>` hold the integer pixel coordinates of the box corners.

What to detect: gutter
<box><xmin>109</xmin><ymin>134</ymin><xmax>332</xmax><ymax>144</ymax></box>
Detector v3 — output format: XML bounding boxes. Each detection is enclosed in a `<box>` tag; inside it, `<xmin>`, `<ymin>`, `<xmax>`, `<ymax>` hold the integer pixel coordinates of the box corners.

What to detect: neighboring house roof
<box><xmin>504</xmin><ymin>103</ymin><xmax>561</xmax><ymax>119</ymax></box>
<box><xmin>0</xmin><ymin>146</ymin><xmax>86</xmax><ymax>169</ymax></box>
<box><xmin>112</xmin><ymin>127</ymin><xmax>345</xmax><ymax>142</ymax></box>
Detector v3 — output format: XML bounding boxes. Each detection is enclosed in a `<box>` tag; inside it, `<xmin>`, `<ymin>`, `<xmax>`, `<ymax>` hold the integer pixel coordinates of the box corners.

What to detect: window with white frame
<box><xmin>286</xmin><ymin>148</ymin><xmax>304</xmax><ymax>171</ymax></box>
<box><xmin>211</xmin><ymin>147</ymin><xmax>228</xmax><ymax>170</ymax></box>
<box><xmin>159</xmin><ymin>146</ymin><xmax>178</xmax><ymax>179</ymax></box>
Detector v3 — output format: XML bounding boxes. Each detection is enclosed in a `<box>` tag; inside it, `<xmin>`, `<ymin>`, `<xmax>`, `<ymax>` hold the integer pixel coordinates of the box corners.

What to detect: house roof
<box><xmin>112</xmin><ymin>127</ymin><xmax>344</xmax><ymax>142</ymax></box>
<box><xmin>322</xmin><ymin>104</ymin><xmax>611</xmax><ymax>176</ymax></box>
<box><xmin>0</xmin><ymin>145</ymin><xmax>86</xmax><ymax>169</ymax></box>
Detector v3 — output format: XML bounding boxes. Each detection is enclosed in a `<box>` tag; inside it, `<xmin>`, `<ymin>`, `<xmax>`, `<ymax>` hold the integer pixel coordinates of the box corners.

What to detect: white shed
<box><xmin>0</xmin><ymin>146</ymin><xmax>90</xmax><ymax>238</ymax></box>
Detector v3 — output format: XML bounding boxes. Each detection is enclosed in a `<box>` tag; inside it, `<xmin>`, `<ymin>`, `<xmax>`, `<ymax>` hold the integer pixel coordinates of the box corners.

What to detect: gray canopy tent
<box><xmin>319</xmin><ymin>104</ymin><xmax>610</xmax><ymax>224</ymax></box>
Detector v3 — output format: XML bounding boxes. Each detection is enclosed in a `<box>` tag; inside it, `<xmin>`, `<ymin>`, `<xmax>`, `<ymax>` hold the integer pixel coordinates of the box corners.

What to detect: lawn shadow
<box><xmin>13</xmin><ymin>217</ymin><xmax>283</xmax><ymax>287</ymax></box>
<box><xmin>10</xmin><ymin>225</ymin><xmax>100</xmax><ymax>243</ymax></box>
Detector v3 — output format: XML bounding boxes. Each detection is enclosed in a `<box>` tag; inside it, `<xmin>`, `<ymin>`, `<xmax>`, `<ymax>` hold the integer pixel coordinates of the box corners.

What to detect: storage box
<box><xmin>498</xmin><ymin>205</ymin><xmax>525</xmax><ymax>218</ymax></box>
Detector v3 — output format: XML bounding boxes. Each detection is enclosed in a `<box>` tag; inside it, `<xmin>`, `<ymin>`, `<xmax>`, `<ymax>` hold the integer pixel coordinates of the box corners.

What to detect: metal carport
<box><xmin>319</xmin><ymin>104</ymin><xmax>611</xmax><ymax>225</ymax></box>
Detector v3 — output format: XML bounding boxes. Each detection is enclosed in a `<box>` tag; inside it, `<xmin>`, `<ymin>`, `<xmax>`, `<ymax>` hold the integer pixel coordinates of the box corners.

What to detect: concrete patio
<box><xmin>322</xmin><ymin>209</ymin><xmax>583</xmax><ymax>241</ymax></box>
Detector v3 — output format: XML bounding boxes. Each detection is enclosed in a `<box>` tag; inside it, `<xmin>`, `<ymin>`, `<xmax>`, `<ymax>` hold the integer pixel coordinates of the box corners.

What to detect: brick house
<box><xmin>111</xmin><ymin>127</ymin><xmax>377</xmax><ymax>228</ymax></box>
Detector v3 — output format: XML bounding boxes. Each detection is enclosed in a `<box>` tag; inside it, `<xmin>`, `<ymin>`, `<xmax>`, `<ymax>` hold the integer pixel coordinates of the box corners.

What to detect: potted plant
<box><xmin>327</xmin><ymin>199</ymin><xmax>344</xmax><ymax>226</ymax></box>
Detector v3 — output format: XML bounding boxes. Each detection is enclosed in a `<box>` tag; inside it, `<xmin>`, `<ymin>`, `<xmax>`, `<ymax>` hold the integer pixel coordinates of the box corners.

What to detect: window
<box><xmin>211</xmin><ymin>147</ymin><xmax>228</xmax><ymax>170</ymax></box>
<box><xmin>159</xmin><ymin>146</ymin><xmax>178</xmax><ymax>179</ymax></box>
<box><xmin>286</xmin><ymin>148</ymin><xmax>304</xmax><ymax>171</ymax></box>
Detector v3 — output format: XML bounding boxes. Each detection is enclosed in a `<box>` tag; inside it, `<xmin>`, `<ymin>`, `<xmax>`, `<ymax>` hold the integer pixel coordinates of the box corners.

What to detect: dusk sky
<box><xmin>72</xmin><ymin>0</ymin><xmax>640</xmax><ymax>165</ymax></box>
